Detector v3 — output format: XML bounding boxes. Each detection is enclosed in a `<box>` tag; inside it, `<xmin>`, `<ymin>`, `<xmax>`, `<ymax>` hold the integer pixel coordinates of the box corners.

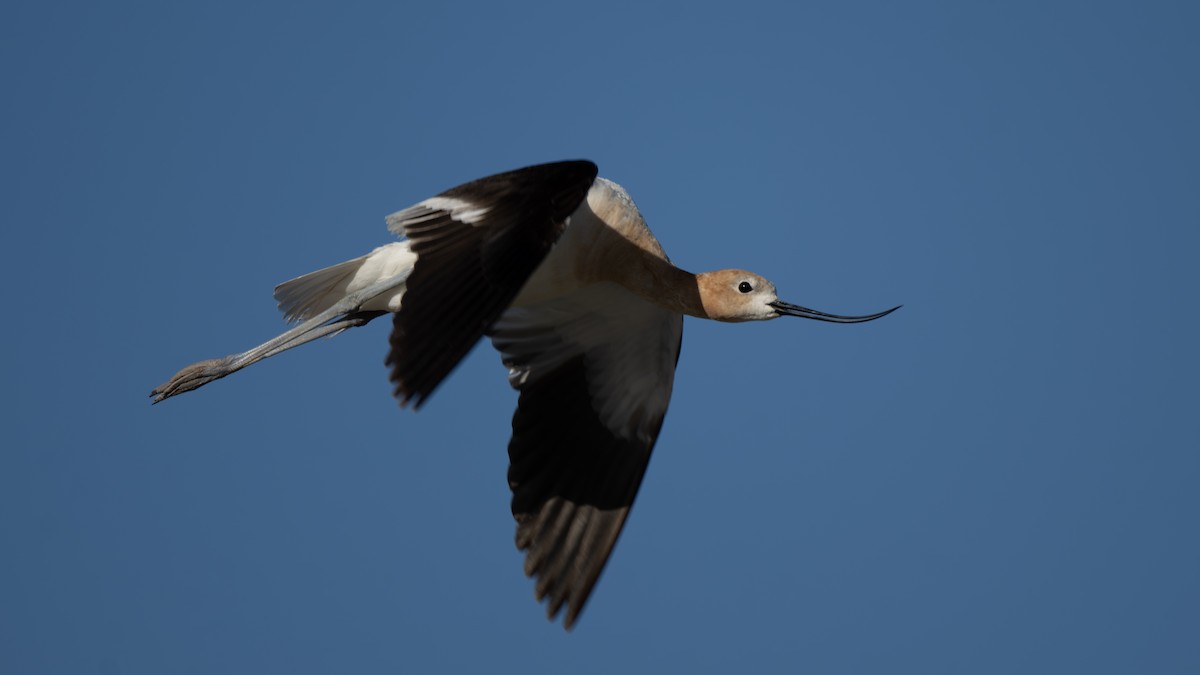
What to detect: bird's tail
<box><xmin>274</xmin><ymin>242</ymin><xmax>417</xmax><ymax>322</ymax></box>
<box><xmin>151</xmin><ymin>242</ymin><xmax>416</xmax><ymax>403</ymax></box>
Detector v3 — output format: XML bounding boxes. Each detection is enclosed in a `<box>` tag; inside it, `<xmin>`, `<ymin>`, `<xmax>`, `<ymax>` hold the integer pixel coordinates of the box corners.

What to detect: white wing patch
<box><xmin>385</xmin><ymin>196</ymin><xmax>492</xmax><ymax>235</ymax></box>
<box><xmin>491</xmin><ymin>282</ymin><xmax>682</xmax><ymax>442</ymax></box>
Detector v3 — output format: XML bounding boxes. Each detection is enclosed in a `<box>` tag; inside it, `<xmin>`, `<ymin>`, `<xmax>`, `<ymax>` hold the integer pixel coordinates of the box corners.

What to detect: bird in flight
<box><xmin>151</xmin><ymin>160</ymin><xmax>898</xmax><ymax>629</ymax></box>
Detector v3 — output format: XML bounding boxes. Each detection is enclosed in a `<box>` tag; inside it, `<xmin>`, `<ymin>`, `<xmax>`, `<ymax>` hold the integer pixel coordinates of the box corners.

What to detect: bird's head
<box><xmin>697</xmin><ymin>269</ymin><xmax>900</xmax><ymax>324</ymax></box>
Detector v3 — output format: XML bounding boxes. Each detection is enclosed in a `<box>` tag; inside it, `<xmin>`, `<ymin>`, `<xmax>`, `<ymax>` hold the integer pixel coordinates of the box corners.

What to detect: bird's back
<box><xmin>513</xmin><ymin>177</ymin><xmax>681</xmax><ymax>310</ymax></box>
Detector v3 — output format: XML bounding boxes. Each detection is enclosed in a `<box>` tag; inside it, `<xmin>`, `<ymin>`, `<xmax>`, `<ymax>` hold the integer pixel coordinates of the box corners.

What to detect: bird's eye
<box><xmin>738</xmin><ymin>281</ymin><xmax>753</xmax><ymax>293</ymax></box>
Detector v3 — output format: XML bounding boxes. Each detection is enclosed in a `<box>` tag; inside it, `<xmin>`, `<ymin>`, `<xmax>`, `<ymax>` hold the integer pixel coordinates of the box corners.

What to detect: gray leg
<box><xmin>150</xmin><ymin>275</ymin><xmax>407</xmax><ymax>403</ymax></box>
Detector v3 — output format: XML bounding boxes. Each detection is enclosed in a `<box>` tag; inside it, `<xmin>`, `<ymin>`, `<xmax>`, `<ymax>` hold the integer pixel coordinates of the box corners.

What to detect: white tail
<box><xmin>273</xmin><ymin>242</ymin><xmax>417</xmax><ymax>322</ymax></box>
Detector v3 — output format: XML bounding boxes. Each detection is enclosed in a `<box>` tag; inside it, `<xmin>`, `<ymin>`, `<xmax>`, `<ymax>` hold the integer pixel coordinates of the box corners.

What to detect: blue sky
<box><xmin>3</xmin><ymin>1</ymin><xmax>1198</xmax><ymax>673</ymax></box>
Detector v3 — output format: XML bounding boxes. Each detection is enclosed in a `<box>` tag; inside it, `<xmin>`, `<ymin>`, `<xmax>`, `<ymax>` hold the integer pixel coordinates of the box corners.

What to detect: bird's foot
<box><xmin>149</xmin><ymin>357</ymin><xmax>236</xmax><ymax>403</ymax></box>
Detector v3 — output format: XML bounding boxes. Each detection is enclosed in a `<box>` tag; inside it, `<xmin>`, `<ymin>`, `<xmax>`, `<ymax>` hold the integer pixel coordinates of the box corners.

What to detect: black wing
<box><xmin>491</xmin><ymin>283</ymin><xmax>684</xmax><ymax>628</ymax></box>
<box><xmin>385</xmin><ymin>160</ymin><xmax>598</xmax><ymax>407</ymax></box>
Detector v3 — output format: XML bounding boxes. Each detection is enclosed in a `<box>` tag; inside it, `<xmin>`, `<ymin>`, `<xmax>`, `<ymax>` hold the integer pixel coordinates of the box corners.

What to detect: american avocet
<box><xmin>151</xmin><ymin>160</ymin><xmax>898</xmax><ymax>628</ymax></box>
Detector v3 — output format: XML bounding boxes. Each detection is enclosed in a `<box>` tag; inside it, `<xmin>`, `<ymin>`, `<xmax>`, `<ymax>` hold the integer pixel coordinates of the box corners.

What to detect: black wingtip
<box><xmin>387</xmin><ymin>161</ymin><xmax>600</xmax><ymax>406</ymax></box>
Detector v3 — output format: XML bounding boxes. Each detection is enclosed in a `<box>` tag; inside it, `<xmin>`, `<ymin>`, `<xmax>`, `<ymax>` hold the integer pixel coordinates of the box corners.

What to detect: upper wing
<box><xmin>489</xmin><ymin>282</ymin><xmax>684</xmax><ymax>629</ymax></box>
<box><xmin>385</xmin><ymin>160</ymin><xmax>598</xmax><ymax>407</ymax></box>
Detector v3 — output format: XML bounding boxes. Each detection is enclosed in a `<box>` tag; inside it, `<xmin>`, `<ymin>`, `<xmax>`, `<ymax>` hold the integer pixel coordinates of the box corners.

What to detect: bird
<box><xmin>151</xmin><ymin>160</ymin><xmax>899</xmax><ymax>629</ymax></box>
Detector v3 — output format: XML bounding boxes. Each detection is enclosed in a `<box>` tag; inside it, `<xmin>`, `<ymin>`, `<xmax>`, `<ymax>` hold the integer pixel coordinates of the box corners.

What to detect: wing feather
<box><xmin>385</xmin><ymin>160</ymin><xmax>598</xmax><ymax>407</ymax></box>
<box><xmin>490</xmin><ymin>282</ymin><xmax>683</xmax><ymax>628</ymax></box>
